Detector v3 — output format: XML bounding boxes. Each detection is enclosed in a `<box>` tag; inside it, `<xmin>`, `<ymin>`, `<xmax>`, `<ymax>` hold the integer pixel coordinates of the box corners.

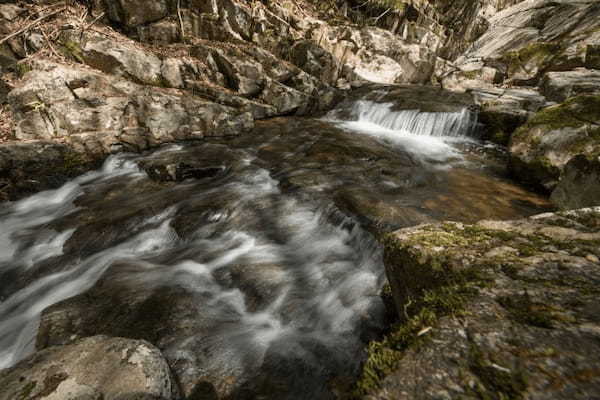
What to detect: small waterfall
<box><xmin>331</xmin><ymin>100</ymin><xmax>478</xmax><ymax>138</ymax></box>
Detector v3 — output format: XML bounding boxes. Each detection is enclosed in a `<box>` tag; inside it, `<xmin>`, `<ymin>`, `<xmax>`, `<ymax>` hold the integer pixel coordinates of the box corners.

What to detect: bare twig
<box><xmin>373</xmin><ymin>7</ymin><xmax>391</xmax><ymax>23</ymax></box>
<box><xmin>80</xmin><ymin>11</ymin><xmax>105</xmax><ymax>38</ymax></box>
<box><xmin>289</xmin><ymin>0</ymin><xmax>308</xmax><ymax>17</ymax></box>
<box><xmin>41</xmin><ymin>27</ymin><xmax>61</xmax><ymax>60</ymax></box>
<box><xmin>403</xmin><ymin>298</ymin><xmax>413</xmax><ymax>320</ymax></box>
<box><xmin>177</xmin><ymin>0</ymin><xmax>185</xmax><ymax>42</ymax></box>
<box><xmin>0</xmin><ymin>7</ymin><xmax>66</xmax><ymax>46</ymax></box>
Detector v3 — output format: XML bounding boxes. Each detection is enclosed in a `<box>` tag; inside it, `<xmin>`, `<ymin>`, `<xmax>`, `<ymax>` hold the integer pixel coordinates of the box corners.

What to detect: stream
<box><xmin>0</xmin><ymin>91</ymin><xmax>551</xmax><ymax>398</ymax></box>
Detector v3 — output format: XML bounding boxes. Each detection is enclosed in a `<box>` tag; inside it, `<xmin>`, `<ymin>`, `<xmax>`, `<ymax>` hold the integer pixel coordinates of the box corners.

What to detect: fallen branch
<box><xmin>373</xmin><ymin>7</ymin><xmax>391</xmax><ymax>23</ymax></box>
<box><xmin>177</xmin><ymin>0</ymin><xmax>185</xmax><ymax>41</ymax></box>
<box><xmin>0</xmin><ymin>7</ymin><xmax>66</xmax><ymax>46</ymax></box>
<box><xmin>79</xmin><ymin>11</ymin><xmax>105</xmax><ymax>40</ymax></box>
<box><xmin>41</xmin><ymin>28</ymin><xmax>61</xmax><ymax>60</ymax></box>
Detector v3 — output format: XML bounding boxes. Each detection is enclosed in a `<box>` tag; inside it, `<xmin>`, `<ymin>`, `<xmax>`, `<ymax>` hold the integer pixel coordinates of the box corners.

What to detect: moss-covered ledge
<box><xmin>358</xmin><ymin>208</ymin><xmax>600</xmax><ymax>399</ymax></box>
<box><xmin>509</xmin><ymin>95</ymin><xmax>600</xmax><ymax>192</ymax></box>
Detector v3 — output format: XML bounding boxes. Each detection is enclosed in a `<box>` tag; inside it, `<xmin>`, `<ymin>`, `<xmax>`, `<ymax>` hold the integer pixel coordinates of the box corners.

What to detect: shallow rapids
<box><xmin>0</xmin><ymin>97</ymin><xmax>552</xmax><ymax>398</ymax></box>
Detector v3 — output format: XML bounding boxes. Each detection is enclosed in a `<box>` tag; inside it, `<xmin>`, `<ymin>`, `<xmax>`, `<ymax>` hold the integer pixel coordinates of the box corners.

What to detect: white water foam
<box><xmin>0</xmin><ymin>154</ymin><xmax>159</xmax><ymax>368</ymax></box>
<box><xmin>0</xmin><ymin>154</ymin><xmax>143</xmax><ymax>268</ymax></box>
<box><xmin>326</xmin><ymin>100</ymin><xmax>478</xmax><ymax>164</ymax></box>
<box><xmin>344</xmin><ymin>100</ymin><xmax>477</xmax><ymax>138</ymax></box>
<box><xmin>0</xmin><ymin>217</ymin><xmax>178</xmax><ymax>369</ymax></box>
<box><xmin>0</xmin><ymin>157</ymin><xmax>385</xmax><ymax>381</ymax></box>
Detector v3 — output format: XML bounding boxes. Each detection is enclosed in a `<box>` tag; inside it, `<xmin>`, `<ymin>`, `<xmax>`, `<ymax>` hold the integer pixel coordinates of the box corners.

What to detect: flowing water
<box><xmin>0</xmin><ymin>94</ymin><xmax>551</xmax><ymax>398</ymax></box>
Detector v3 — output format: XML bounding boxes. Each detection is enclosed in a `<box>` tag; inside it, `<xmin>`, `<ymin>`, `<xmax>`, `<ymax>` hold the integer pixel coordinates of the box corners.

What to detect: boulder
<box><xmin>60</xmin><ymin>30</ymin><xmax>164</xmax><ymax>85</ymax></box>
<box><xmin>0</xmin><ymin>141</ymin><xmax>98</xmax><ymax>202</ymax></box>
<box><xmin>438</xmin><ymin>59</ymin><xmax>503</xmax><ymax>92</ymax></box>
<box><xmin>468</xmin><ymin>87</ymin><xmax>547</xmax><ymax>144</ymax></box>
<box><xmin>104</xmin><ymin>0</ymin><xmax>169</xmax><ymax>28</ymax></box>
<box><xmin>0</xmin><ymin>335</ymin><xmax>175</xmax><ymax>400</ymax></box>
<box><xmin>360</xmin><ymin>208</ymin><xmax>600</xmax><ymax>399</ymax></box>
<box><xmin>0</xmin><ymin>4</ymin><xmax>23</xmax><ymax>72</ymax></box>
<box><xmin>541</xmin><ymin>69</ymin><xmax>600</xmax><ymax>103</ymax></box>
<box><xmin>307</xmin><ymin>23</ymin><xmax>437</xmax><ymax>84</ymax></box>
<box><xmin>35</xmin><ymin>264</ymin><xmax>216</xmax><ymax>398</ymax></box>
<box><xmin>7</xmin><ymin>60</ymin><xmax>253</xmax><ymax>156</ymax></box>
<box><xmin>460</xmin><ymin>0</ymin><xmax>600</xmax><ymax>86</ymax></box>
<box><xmin>258</xmin><ymin>78</ymin><xmax>309</xmax><ymax>115</ymax></box>
<box><xmin>290</xmin><ymin>40</ymin><xmax>338</xmax><ymax>85</ymax></box>
<box><xmin>551</xmin><ymin>155</ymin><xmax>600</xmax><ymax>210</ymax></box>
<box><xmin>509</xmin><ymin>95</ymin><xmax>600</xmax><ymax>191</ymax></box>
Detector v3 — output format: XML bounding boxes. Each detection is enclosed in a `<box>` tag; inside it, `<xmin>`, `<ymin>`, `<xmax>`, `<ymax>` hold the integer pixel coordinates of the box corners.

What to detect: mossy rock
<box><xmin>501</xmin><ymin>42</ymin><xmax>561</xmax><ymax>84</ymax></box>
<box><xmin>479</xmin><ymin>108</ymin><xmax>527</xmax><ymax>146</ymax></box>
<box><xmin>509</xmin><ymin>95</ymin><xmax>600</xmax><ymax>191</ymax></box>
<box><xmin>358</xmin><ymin>211</ymin><xmax>600</xmax><ymax>398</ymax></box>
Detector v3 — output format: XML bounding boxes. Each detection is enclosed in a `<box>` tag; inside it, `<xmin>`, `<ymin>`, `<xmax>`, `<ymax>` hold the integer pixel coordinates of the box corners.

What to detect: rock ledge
<box><xmin>360</xmin><ymin>208</ymin><xmax>600</xmax><ymax>399</ymax></box>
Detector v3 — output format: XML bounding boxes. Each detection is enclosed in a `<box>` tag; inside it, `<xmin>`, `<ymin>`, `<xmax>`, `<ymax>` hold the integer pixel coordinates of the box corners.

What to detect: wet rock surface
<box><xmin>0</xmin><ymin>108</ymin><xmax>551</xmax><ymax>399</ymax></box>
<box><xmin>0</xmin><ymin>141</ymin><xmax>100</xmax><ymax>202</ymax></box>
<box><xmin>364</xmin><ymin>207</ymin><xmax>600</xmax><ymax>399</ymax></box>
<box><xmin>0</xmin><ymin>335</ymin><xmax>176</xmax><ymax>400</ymax></box>
<box><xmin>551</xmin><ymin>155</ymin><xmax>600</xmax><ymax>210</ymax></box>
<box><xmin>347</xmin><ymin>84</ymin><xmax>475</xmax><ymax>114</ymax></box>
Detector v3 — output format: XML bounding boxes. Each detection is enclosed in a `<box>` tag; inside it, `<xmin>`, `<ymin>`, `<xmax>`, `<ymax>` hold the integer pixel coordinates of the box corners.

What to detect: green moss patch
<box><xmin>498</xmin><ymin>293</ymin><xmax>561</xmax><ymax>329</ymax></box>
<box><xmin>354</xmin><ymin>280</ymin><xmax>475</xmax><ymax>396</ymax></box>
<box><xmin>15</xmin><ymin>62</ymin><xmax>32</xmax><ymax>78</ymax></box>
<box><xmin>469</xmin><ymin>346</ymin><xmax>529</xmax><ymax>400</ymax></box>
<box><xmin>501</xmin><ymin>42</ymin><xmax>561</xmax><ymax>80</ymax></box>
<box><xmin>354</xmin><ymin>228</ymin><xmax>490</xmax><ymax>396</ymax></box>
<box><xmin>514</xmin><ymin>95</ymin><xmax>600</xmax><ymax>139</ymax></box>
<box><xmin>60</xmin><ymin>40</ymin><xmax>85</xmax><ymax>64</ymax></box>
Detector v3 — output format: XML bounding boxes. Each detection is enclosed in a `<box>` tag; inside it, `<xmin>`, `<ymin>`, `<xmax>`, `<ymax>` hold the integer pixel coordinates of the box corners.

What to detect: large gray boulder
<box><xmin>0</xmin><ymin>335</ymin><xmax>175</xmax><ymax>400</ymax></box>
<box><xmin>444</xmin><ymin>0</ymin><xmax>600</xmax><ymax>90</ymax></box>
<box><xmin>361</xmin><ymin>208</ymin><xmax>600</xmax><ymax>399</ymax></box>
<box><xmin>7</xmin><ymin>60</ymin><xmax>253</xmax><ymax>156</ymax></box>
<box><xmin>471</xmin><ymin>87</ymin><xmax>548</xmax><ymax>144</ymax></box>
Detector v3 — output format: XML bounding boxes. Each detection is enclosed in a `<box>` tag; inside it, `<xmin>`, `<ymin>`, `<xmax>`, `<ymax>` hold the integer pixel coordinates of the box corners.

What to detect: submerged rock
<box><xmin>361</xmin><ymin>208</ymin><xmax>600</xmax><ymax>399</ymax></box>
<box><xmin>0</xmin><ymin>335</ymin><xmax>175</xmax><ymax>400</ymax></box>
<box><xmin>0</xmin><ymin>141</ymin><xmax>99</xmax><ymax>202</ymax></box>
